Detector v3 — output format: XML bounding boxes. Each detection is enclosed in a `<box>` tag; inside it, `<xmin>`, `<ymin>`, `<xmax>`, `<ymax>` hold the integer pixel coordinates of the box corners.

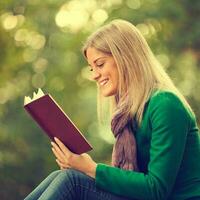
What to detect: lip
<box><xmin>99</xmin><ymin>78</ymin><xmax>109</xmax><ymax>86</ymax></box>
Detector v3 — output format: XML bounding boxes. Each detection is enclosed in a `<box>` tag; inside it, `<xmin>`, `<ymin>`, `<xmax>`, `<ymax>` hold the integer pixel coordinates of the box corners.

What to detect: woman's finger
<box><xmin>51</xmin><ymin>147</ymin><xmax>65</xmax><ymax>162</ymax></box>
<box><xmin>54</xmin><ymin>137</ymin><xmax>72</xmax><ymax>156</ymax></box>
<box><xmin>51</xmin><ymin>142</ymin><xmax>66</xmax><ymax>160</ymax></box>
<box><xmin>51</xmin><ymin>147</ymin><xmax>59</xmax><ymax>160</ymax></box>
<box><xmin>56</xmin><ymin>159</ymin><xmax>70</xmax><ymax>169</ymax></box>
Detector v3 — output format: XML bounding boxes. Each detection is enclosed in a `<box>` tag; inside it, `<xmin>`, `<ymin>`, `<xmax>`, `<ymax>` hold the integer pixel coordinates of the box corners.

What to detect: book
<box><xmin>24</xmin><ymin>88</ymin><xmax>93</xmax><ymax>154</ymax></box>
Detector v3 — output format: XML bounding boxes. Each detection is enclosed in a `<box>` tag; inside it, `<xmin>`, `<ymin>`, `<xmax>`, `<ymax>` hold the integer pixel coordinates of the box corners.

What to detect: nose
<box><xmin>91</xmin><ymin>69</ymin><xmax>101</xmax><ymax>81</ymax></box>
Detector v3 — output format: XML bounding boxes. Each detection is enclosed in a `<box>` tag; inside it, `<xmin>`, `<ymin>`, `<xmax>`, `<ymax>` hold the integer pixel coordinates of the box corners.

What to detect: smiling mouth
<box><xmin>99</xmin><ymin>79</ymin><xmax>109</xmax><ymax>86</ymax></box>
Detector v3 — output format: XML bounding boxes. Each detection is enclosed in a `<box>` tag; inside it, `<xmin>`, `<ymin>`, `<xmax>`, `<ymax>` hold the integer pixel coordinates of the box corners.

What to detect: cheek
<box><xmin>113</xmin><ymin>69</ymin><xmax>119</xmax><ymax>85</ymax></box>
<box><xmin>114</xmin><ymin>77</ymin><xmax>119</xmax><ymax>90</ymax></box>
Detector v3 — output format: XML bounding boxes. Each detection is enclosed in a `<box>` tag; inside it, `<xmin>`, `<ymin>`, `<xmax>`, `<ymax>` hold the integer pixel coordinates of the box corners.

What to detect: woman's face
<box><xmin>86</xmin><ymin>47</ymin><xmax>119</xmax><ymax>97</ymax></box>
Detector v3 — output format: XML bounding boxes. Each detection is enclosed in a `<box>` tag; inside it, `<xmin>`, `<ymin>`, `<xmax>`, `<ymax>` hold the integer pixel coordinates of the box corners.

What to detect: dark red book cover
<box><xmin>24</xmin><ymin>94</ymin><xmax>93</xmax><ymax>154</ymax></box>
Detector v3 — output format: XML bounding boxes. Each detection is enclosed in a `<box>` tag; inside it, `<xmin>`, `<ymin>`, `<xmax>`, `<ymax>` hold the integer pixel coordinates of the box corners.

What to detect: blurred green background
<box><xmin>0</xmin><ymin>0</ymin><xmax>199</xmax><ymax>199</ymax></box>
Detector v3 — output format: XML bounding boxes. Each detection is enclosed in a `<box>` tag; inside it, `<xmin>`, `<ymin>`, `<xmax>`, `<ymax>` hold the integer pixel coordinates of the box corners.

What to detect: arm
<box><xmin>95</xmin><ymin>92</ymin><xmax>191</xmax><ymax>200</ymax></box>
<box><xmin>51</xmin><ymin>137</ymin><xmax>97</xmax><ymax>178</ymax></box>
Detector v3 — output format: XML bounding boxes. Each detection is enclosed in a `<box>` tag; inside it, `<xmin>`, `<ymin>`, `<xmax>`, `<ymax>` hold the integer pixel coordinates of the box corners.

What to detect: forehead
<box><xmin>86</xmin><ymin>47</ymin><xmax>107</xmax><ymax>61</ymax></box>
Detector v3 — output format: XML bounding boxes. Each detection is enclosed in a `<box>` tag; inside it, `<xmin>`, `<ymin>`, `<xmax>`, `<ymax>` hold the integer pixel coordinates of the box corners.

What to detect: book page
<box><xmin>24</xmin><ymin>88</ymin><xmax>45</xmax><ymax>105</ymax></box>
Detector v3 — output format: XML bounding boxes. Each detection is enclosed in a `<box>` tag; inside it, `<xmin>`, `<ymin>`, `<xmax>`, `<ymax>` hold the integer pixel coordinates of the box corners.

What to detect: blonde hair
<box><xmin>82</xmin><ymin>19</ymin><xmax>192</xmax><ymax>126</ymax></box>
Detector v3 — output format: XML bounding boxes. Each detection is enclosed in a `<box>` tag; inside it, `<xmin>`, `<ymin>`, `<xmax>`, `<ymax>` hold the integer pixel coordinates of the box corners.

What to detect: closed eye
<box><xmin>88</xmin><ymin>62</ymin><xmax>104</xmax><ymax>72</ymax></box>
<box><xmin>96</xmin><ymin>63</ymin><xmax>104</xmax><ymax>67</ymax></box>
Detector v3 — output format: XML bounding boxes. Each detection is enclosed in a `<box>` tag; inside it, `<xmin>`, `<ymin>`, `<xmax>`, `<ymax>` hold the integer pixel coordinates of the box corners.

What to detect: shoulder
<box><xmin>150</xmin><ymin>90</ymin><xmax>183</xmax><ymax>105</ymax></box>
<box><xmin>149</xmin><ymin>90</ymin><xmax>188</xmax><ymax>110</ymax></box>
<box><xmin>148</xmin><ymin>90</ymin><xmax>193</xmax><ymax>122</ymax></box>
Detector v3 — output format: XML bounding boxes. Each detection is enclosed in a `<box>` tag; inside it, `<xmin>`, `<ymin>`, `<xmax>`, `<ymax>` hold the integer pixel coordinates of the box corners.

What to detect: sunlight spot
<box><xmin>23</xmin><ymin>49</ymin><xmax>38</xmax><ymax>62</ymax></box>
<box><xmin>101</xmin><ymin>0</ymin><xmax>122</xmax><ymax>8</ymax></box>
<box><xmin>148</xmin><ymin>23</ymin><xmax>156</xmax><ymax>35</ymax></box>
<box><xmin>126</xmin><ymin>0</ymin><xmax>141</xmax><ymax>9</ymax></box>
<box><xmin>98</xmin><ymin>125</ymin><xmax>115</xmax><ymax>144</ymax></box>
<box><xmin>55</xmin><ymin>0</ymin><xmax>89</xmax><ymax>32</ymax></box>
<box><xmin>15</xmin><ymin>29</ymin><xmax>45</xmax><ymax>49</ymax></box>
<box><xmin>136</xmin><ymin>23</ymin><xmax>150</xmax><ymax>37</ymax></box>
<box><xmin>2</xmin><ymin>13</ymin><xmax>18</xmax><ymax>30</ymax></box>
<box><xmin>33</xmin><ymin>58</ymin><xmax>48</xmax><ymax>73</ymax></box>
<box><xmin>14</xmin><ymin>28</ymin><xmax>29</xmax><ymax>42</ymax></box>
<box><xmin>156</xmin><ymin>54</ymin><xmax>170</xmax><ymax>69</ymax></box>
<box><xmin>0</xmin><ymin>88</ymin><xmax>9</xmax><ymax>104</ymax></box>
<box><xmin>2</xmin><ymin>81</ymin><xmax>19</xmax><ymax>101</ymax></box>
<box><xmin>32</xmin><ymin>73</ymin><xmax>46</xmax><ymax>88</ymax></box>
<box><xmin>92</xmin><ymin>9</ymin><xmax>108</xmax><ymax>24</ymax></box>
<box><xmin>25</xmin><ymin>32</ymin><xmax>46</xmax><ymax>49</ymax></box>
<box><xmin>49</xmin><ymin>77</ymin><xmax>65</xmax><ymax>91</ymax></box>
<box><xmin>81</xmin><ymin>0</ymin><xmax>97</xmax><ymax>12</ymax></box>
<box><xmin>17</xmin><ymin>14</ymin><xmax>25</xmax><ymax>26</ymax></box>
<box><xmin>146</xmin><ymin>19</ymin><xmax>162</xmax><ymax>34</ymax></box>
<box><xmin>80</xmin><ymin>66</ymin><xmax>93</xmax><ymax>81</ymax></box>
<box><xmin>110</xmin><ymin>0</ymin><xmax>122</xmax><ymax>5</ymax></box>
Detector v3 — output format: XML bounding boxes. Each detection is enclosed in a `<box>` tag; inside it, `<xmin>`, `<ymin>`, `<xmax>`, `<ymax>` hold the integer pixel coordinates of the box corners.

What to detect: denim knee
<box><xmin>63</xmin><ymin>169</ymin><xmax>89</xmax><ymax>179</ymax></box>
<box><xmin>49</xmin><ymin>169</ymin><xmax>62</xmax><ymax>176</ymax></box>
<box><xmin>63</xmin><ymin>168</ymin><xmax>80</xmax><ymax>177</ymax></box>
<box><xmin>58</xmin><ymin>169</ymin><xmax>91</xmax><ymax>186</ymax></box>
<box><xmin>58</xmin><ymin>168</ymin><xmax>80</xmax><ymax>184</ymax></box>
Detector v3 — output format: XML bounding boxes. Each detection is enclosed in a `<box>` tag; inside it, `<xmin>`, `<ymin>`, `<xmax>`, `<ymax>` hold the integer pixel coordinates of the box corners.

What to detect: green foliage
<box><xmin>0</xmin><ymin>0</ymin><xmax>199</xmax><ymax>199</ymax></box>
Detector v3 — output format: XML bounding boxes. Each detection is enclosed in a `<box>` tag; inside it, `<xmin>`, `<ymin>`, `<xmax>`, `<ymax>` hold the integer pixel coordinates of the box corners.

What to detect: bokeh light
<box><xmin>1</xmin><ymin>13</ymin><xmax>18</xmax><ymax>30</ymax></box>
<box><xmin>23</xmin><ymin>49</ymin><xmax>38</xmax><ymax>62</ymax></box>
<box><xmin>126</xmin><ymin>0</ymin><xmax>141</xmax><ymax>9</ymax></box>
<box><xmin>31</xmin><ymin>73</ymin><xmax>46</xmax><ymax>88</ymax></box>
<box><xmin>49</xmin><ymin>77</ymin><xmax>65</xmax><ymax>91</ymax></box>
<box><xmin>33</xmin><ymin>58</ymin><xmax>48</xmax><ymax>73</ymax></box>
<box><xmin>55</xmin><ymin>0</ymin><xmax>90</xmax><ymax>32</ymax></box>
<box><xmin>92</xmin><ymin>9</ymin><xmax>108</xmax><ymax>24</ymax></box>
<box><xmin>55</xmin><ymin>0</ymin><xmax>111</xmax><ymax>33</ymax></box>
<box><xmin>1</xmin><ymin>12</ymin><xmax>25</xmax><ymax>30</ymax></box>
<box><xmin>14</xmin><ymin>29</ymin><xmax>46</xmax><ymax>49</ymax></box>
<box><xmin>156</xmin><ymin>54</ymin><xmax>170</xmax><ymax>69</ymax></box>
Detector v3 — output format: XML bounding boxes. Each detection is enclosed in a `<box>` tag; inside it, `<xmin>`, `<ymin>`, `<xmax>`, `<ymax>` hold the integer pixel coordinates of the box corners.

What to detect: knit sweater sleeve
<box><xmin>95</xmin><ymin>92</ymin><xmax>191</xmax><ymax>200</ymax></box>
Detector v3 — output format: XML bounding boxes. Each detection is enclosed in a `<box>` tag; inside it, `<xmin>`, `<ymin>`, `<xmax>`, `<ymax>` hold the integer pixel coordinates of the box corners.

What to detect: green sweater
<box><xmin>95</xmin><ymin>91</ymin><xmax>200</xmax><ymax>200</ymax></box>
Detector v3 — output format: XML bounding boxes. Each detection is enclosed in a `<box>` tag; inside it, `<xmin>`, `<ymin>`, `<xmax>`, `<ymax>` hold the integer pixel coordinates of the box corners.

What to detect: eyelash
<box><xmin>97</xmin><ymin>63</ymin><xmax>104</xmax><ymax>67</ymax></box>
<box><xmin>89</xmin><ymin>63</ymin><xmax>104</xmax><ymax>72</ymax></box>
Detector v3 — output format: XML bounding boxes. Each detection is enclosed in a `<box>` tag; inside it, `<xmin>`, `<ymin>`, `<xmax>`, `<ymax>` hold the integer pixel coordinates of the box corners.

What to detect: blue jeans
<box><xmin>24</xmin><ymin>169</ymin><xmax>129</xmax><ymax>200</ymax></box>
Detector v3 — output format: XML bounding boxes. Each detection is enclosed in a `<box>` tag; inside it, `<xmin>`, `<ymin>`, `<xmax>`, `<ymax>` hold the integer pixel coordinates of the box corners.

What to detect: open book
<box><xmin>24</xmin><ymin>88</ymin><xmax>93</xmax><ymax>154</ymax></box>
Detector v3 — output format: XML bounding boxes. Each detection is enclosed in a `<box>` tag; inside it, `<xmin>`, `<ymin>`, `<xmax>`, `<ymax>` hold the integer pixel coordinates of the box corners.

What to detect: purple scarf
<box><xmin>111</xmin><ymin>112</ymin><xmax>139</xmax><ymax>171</ymax></box>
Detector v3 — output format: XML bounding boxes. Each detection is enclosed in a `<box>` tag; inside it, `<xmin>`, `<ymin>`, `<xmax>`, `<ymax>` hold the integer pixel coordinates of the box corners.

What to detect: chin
<box><xmin>101</xmin><ymin>90</ymin><xmax>117</xmax><ymax>97</ymax></box>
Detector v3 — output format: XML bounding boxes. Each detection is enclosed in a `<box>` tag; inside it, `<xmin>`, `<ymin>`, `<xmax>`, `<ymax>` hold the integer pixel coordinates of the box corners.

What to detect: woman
<box><xmin>24</xmin><ymin>19</ymin><xmax>200</xmax><ymax>200</ymax></box>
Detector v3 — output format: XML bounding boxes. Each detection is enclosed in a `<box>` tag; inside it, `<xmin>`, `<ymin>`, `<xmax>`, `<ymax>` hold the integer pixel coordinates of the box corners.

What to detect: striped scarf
<box><xmin>111</xmin><ymin>112</ymin><xmax>139</xmax><ymax>171</ymax></box>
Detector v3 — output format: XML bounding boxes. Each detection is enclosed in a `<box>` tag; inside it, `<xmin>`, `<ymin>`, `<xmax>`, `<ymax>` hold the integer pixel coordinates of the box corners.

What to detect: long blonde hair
<box><xmin>82</xmin><ymin>19</ymin><xmax>192</xmax><ymax>126</ymax></box>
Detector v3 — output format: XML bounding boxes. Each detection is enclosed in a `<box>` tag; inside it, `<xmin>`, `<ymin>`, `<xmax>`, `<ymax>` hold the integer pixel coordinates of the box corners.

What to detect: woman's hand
<box><xmin>51</xmin><ymin>137</ymin><xmax>97</xmax><ymax>178</ymax></box>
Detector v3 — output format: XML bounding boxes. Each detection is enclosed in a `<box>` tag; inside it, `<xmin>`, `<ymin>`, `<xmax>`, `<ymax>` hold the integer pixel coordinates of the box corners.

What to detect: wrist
<box><xmin>87</xmin><ymin>162</ymin><xmax>97</xmax><ymax>178</ymax></box>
